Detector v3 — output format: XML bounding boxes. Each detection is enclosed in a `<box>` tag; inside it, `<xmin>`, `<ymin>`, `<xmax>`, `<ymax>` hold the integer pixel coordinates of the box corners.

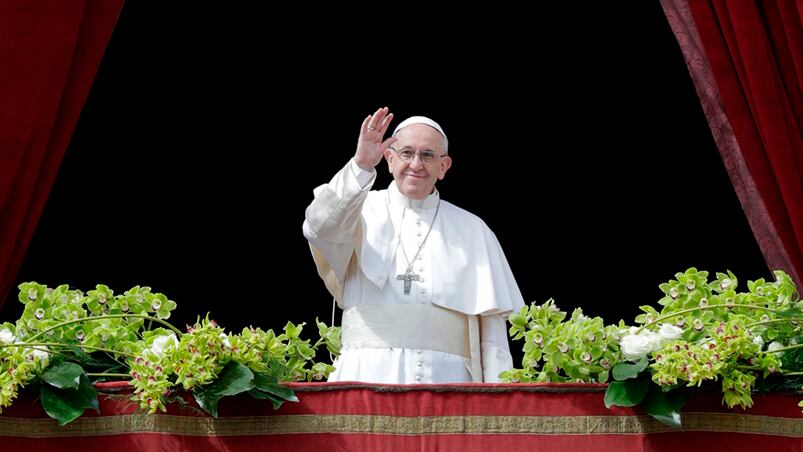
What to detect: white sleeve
<box><xmin>349</xmin><ymin>159</ymin><xmax>376</xmax><ymax>189</ymax></box>
<box><xmin>302</xmin><ymin>159</ymin><xmax>376</xmax><ymax>282</ymax></box>
<box><xmin>480</xmin><ymin>313</ymin><xmax>514</xmax><ymax>382</ymax></box>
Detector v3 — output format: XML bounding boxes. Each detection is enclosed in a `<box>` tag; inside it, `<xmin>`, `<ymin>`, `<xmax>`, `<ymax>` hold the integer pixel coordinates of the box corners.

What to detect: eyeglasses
<box><xmin>390</xmin><ymin>146</ymin><xmax>447</xmax><ymax>165</ymax></box>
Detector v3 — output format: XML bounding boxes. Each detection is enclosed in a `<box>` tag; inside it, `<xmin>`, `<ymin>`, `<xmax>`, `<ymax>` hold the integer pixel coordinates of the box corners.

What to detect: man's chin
<box><xmin>400</xmin><ymin>183</ymin><xmax>430</xmax><ymax>200</ymax></box>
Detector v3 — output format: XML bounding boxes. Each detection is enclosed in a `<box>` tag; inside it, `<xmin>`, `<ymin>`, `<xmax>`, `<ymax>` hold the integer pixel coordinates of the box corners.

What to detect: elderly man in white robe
<box><xmin>303</xmin><ymin>106</ymin><xmax>525</xmax><ymax>383</ymax></box>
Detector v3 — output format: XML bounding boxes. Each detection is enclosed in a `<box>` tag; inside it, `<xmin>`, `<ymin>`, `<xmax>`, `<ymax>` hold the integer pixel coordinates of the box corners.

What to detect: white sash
<box><xmin>340</xmin><ymin>304</ymin><xmax>483</xmax><ymax>382</ymax></box>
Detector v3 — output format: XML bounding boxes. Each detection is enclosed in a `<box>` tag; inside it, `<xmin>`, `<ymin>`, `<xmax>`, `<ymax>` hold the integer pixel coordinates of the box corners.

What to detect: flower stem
<box><xmin>762</xmin><ymin>343</ymin><xmax>803</xmax><ymax>354</ymax></box>
<box><xmin>0</xmin><ymin>341</ymin><xmax>136</xmax><ymax>358</ymax></box>
<box><xmin>26</xmin><ymin>314</ymin><xmax>182</xmax><ymax>343</ymax></box>
<box><xmin>746</xmin><ymin>318</ymin><xmax>803</xmax><ymax>328</ymax></box>
<box><xmin>635</xmin><ymin>304</ymin><xmax>779</xmax><ymax>334</ymax></box>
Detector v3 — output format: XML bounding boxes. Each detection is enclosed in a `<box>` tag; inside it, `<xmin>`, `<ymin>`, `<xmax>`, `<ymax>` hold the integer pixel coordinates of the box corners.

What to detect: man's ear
<box><xmin>438</xmin><ymin>155</ymin><xmax>452</xmax><ymax>180</ymax></box>
<box><xmin>384</xmin><ymin>148</ymin><xmax>393</xmax><ymax>172</ymax></box>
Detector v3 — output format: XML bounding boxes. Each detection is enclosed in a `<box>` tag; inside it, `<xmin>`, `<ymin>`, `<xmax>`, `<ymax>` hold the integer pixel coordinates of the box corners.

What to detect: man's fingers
<box><xmin>360</xmin><ymin>115</ymin><xmax>372</xmax><ymax>134</ymax></box>
<box><xmin>367</xmin><ymin>106</ymin><xmax>389</xmax><ymax>132</ymax></box>
<box><xmin>379</xmin><ymin>112</ymin><xmax>394</xmax><ymax>134</ymax></box>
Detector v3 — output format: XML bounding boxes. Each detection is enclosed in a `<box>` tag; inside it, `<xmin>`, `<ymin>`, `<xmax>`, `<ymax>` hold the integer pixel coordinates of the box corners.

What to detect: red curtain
<box><xmin>0</xmin><ymin>0</ymin><xmax>124</xmax><ymax>308</ymax></box>
<box><xmin>662</xmin><ymin>0</ymin><xmax>803</xmax><ymax>288</ymax></box>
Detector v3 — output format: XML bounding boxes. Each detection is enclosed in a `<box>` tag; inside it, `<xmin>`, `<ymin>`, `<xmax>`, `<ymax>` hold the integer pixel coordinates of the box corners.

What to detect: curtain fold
<box><xmin>0</xmin><ymin>0</ymin><xmax>124</xmax><ymax>308</ymax></box>
<box><xmin>661</xmin><ymin>0</ymin><xmax>803</xmax><ymax>288</ymax></box>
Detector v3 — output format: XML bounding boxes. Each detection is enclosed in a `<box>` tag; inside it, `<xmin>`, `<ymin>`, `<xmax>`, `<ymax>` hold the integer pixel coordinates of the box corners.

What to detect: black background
<box><xmin>3</xmin><ymin>2</ymin><xmax>768</xmax><ymax>362</ymax></box>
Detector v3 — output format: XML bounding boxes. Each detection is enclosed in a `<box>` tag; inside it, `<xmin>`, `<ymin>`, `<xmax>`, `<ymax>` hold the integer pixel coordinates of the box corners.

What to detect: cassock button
<box><xmin>415</xmin><ymin>376</ymin><xmax>421</xmax><ymax>382</ymax></box>
<box><xmin>416</xmin><ymin>362</ymin><xmax>423</xmax><ymax>367</ymax></box>
<box><xmin>416</xmin><ymin>350</ymin><xmax>422</xmax><ymax>355</ymax></box>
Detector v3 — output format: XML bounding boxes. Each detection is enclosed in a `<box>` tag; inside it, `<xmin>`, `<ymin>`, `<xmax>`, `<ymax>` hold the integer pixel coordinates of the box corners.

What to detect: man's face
<box><xmin>384</xmin><ymin>124</ymin><xmax>451</xmax><ymax>200</ymax></box>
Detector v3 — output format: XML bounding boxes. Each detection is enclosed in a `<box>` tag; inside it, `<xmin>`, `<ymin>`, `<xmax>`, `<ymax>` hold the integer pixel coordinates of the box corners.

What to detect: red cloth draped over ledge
<box><xmin>0</xmin><ymin>382</ymin><xmax>800</xmax><ymax>451</ymax></box>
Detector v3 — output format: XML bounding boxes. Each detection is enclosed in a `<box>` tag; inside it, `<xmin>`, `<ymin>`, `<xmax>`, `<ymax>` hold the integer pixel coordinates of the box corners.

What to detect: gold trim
<box><xmin>1</xmin><ymin>413</ymin><xmax>800</xmax><ymax>438</ymax></box>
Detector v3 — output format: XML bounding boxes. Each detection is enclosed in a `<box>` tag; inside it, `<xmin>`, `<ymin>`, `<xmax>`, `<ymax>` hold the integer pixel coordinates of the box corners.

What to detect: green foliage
<box><xmin>500</xmin><ymin>299</ymin><xmax>623</xmax><ymax>384</ymax></box>
<box><xmin>0</xmin><ymin>282</ymin><xmax>342</xmax><ymax>423</ymax></box>
<box><xmin>193</xmin><ymin>361</ymin><xmax>255</xmax><ymax>417</ymax></box>
<box><xmin>612</xmin><ymin>358</ymin><xmax>648</xmax><ymax>381</ymax></box>
<box><xmin>506</xmin><ymin>268</ymin><xmax>803</xmax><ymax>428</ymax></box>
<box><xmin>40</xmin><ymin>372</ymin><xmax>98</xmax><ymax>426</ymax></box>
<box><xmin>604</xmin><ymin>378</ymin><xmax>649</xmax><ymax>408</ymax></box>
<box><xmin>41</xmin><ymin>361</ymin><xmax>84</xmax><ymax>389</ymax></box>
<box><xmin>128</xmin><ymin>316</ymin><xmax>340</xmax><ymax>414</ymax></box>
<box><xmin>639</xmin><ymin>385</ymin><xmax>689</xmax><ymax>429</ymax></box>
<box><xmin>642</xmin><ymin>268</ymin><xmax>798</xmax><ymax>411</ymax></box>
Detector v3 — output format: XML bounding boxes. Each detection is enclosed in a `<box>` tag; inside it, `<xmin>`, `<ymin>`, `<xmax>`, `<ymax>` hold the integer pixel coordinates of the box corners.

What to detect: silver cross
<box><xmin>396</xmin><ymin>268</ymin><xmax>421</xmax><ymax>295</ymax></box>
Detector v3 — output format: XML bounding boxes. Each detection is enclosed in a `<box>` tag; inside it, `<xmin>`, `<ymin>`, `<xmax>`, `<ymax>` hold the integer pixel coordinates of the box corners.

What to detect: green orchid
<box><xmin>506</xmin><ymin>268</ymin><xmax>802</xmax><ymax>429</ymax></box>
<box><xmin>0</xmin><ymin>282</ymin><xmax>342</xmax><ymax>423</ymax></box>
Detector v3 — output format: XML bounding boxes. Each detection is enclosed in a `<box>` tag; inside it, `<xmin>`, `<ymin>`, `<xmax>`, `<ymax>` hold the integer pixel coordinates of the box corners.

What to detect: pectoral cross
<box><xmin>396</xmin><ymin>267</ymin><xmax>420</xmax><ymax>295</ymax></box>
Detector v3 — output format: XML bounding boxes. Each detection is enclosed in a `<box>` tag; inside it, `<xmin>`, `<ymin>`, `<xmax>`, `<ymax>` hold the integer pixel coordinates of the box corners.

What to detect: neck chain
<box><xmin>395</xmin><ymin>199</ymin><xmax>440</xmax><ymax>295</ymax></box>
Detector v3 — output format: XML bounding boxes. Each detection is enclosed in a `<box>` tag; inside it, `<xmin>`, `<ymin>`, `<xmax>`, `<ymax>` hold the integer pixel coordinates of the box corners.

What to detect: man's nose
<box><xmin>408</xmin><ymin>155</ymin><xmax>425</xmax><ymax>170</ymax></box>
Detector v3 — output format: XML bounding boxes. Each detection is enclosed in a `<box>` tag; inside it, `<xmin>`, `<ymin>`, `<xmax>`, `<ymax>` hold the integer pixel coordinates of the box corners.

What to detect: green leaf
<box><xmin>193</xmin><ymin>361</ymin><xmax>255</xmax><ymax>417</ymax></box>
<box><xmin>604</xmin><ymin>378</ymin><xmax>649</xmax><ymax>408</ymax></box>
<box><xmin>253</xmin><ymin>373</ymin><xmax>298</xmax><ymax>402</ymax></box>
<box><xmin>41</xmin><ymin>386</ymin><xmax>84</xmax><ymax>426</ymax></box>
<box><xmin>206</xmin><ymin>361</ymin><xmax>255</xmax><ymax>397</ymax></box>
<box><xmin>247</xmin><ymin>389</ymin><xmax>285</xmax><ymax>409</ymax></box>
<box><xmin>640</xmin><ymin>386</ymin><xmax>689</xmax><ymax>429</ymax></box>
<box><xmin>41</xmin><ymin>362</ymin><xmax>83</xmax><ymax>389</ymax></box>
<box><xmin>40</xmin><ymin>374</ymin><xmax>99</xmax><ymax>425</ymax></box>
<box><xmin>611</xmin><ymin>357</ymin><xmax>649</xmax><ymax>381</ymax></box>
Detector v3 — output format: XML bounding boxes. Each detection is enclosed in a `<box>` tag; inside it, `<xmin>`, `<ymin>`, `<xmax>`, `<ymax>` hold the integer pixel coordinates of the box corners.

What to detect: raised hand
<box><xmin>354</xmin><ymin>106</ymin><xmax>397</xmax><ymax>171</ymax></box>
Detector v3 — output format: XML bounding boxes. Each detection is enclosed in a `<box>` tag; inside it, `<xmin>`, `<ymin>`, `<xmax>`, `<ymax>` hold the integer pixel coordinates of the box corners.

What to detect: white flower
<box><xmin>149</xmin><ymin>334</ymin><xmax>178</xmax><ymax>357</ymax></box>
<box><xmin>753</xmin><ymin>335</ymin><xmax>764</xmax><ymax>347</ymax></box>
<box><xmin>658</xmin><ymin>323</ymin><xmax>683</xmax><ymax>340</ymax></box>
<box><xmin>767</xmin><ymin>341</ymin><xmax>785</xmax><ymax>356</ymax></box>
<box><xmin>621</xmin><ymin>329</ymin><xmax>661</xmax><ymax>361</ymax></box>
<box><xmin>0</xmin><ymin>327</ymin><xmax>15</xmax><ymax>345</ymax></box>
<box><xmin>220</xmin><ymin>333</ymin><xmax>231</xmax><ymax>348</ymax></box>
<box><xmin>17</xmin><ymin>340</ymin><xmax>50</xmax><ymax>366</ymax></box>
<box><xmin>32</xmin><ymin>346</ymin><xmax>50</xmax><ymax>364</ymax></box>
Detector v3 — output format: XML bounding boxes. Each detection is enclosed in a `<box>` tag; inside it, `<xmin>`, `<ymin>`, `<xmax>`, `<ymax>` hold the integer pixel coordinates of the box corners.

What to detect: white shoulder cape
<box><xmin>351</xmin><ymin>188</ymin><xmax>524</xmax><ymax>316</ymax></box>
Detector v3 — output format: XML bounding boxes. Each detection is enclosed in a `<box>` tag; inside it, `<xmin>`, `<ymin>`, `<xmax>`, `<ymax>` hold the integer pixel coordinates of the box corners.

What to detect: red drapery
<box><xmin>0</xmin><ymin>0</ymin><xmax>124</xmax><ymax>308</ymax></box>
<box><xmin>1</xmin><ymin>382</ymin><xmax>801</xmax><ymax>451</ymax></box>
<box><xmin>662</xmin><ymin>0</ymin><xmax>803</xmax><ymax>287</ymax></box>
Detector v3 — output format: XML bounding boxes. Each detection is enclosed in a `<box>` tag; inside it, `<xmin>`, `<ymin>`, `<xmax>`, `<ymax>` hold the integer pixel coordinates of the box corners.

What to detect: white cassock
<box><xmin>303</xmin><ymin>159</ymin><xmax>525</xmax><ymax>383</ymax></box>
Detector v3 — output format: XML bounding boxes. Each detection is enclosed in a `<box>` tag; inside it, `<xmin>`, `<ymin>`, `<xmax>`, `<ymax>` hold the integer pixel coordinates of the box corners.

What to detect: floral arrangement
<box><xmin>502</xmin><ymin>268</ymin><xmax>803</xmax><ymax>427</ymax></box>
<box><xmin>0</xmin><ymin>282</ymin><xmax>341</xmax><ymax>425</ymax></box>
